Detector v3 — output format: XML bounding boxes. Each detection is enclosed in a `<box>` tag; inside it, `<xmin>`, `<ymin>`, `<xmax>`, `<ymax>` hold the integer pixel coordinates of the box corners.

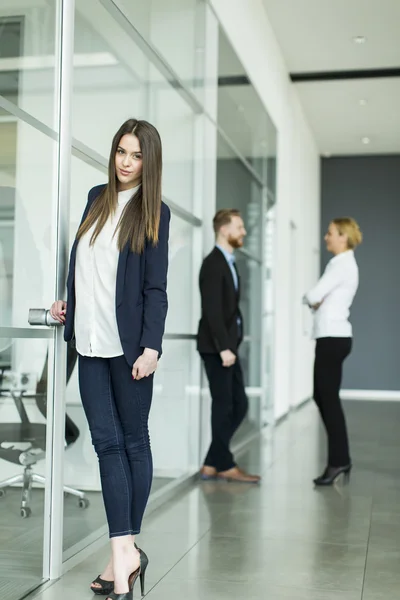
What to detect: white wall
<box><xmin>210</xmin><ymin>0</ymin><xmax>320</xmax><ymax>419</ymax></box>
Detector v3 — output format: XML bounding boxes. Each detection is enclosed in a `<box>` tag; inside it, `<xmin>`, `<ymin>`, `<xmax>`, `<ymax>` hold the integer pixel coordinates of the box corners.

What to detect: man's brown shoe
<box><xmin>217</xmin><ymin>466</ymin><xmax>261</xmax><ymax>484</ymax></box>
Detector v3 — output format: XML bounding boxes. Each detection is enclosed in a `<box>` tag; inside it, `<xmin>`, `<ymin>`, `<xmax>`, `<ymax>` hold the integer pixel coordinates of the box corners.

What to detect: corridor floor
<box><xmin>29</xmin><ymin>400</ymin><xmax>400</xmax><ymax>600</ymax></box>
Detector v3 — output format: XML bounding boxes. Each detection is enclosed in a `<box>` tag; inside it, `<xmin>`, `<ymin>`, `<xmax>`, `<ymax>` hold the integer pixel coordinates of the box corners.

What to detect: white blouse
<box><xmin>74</xmin><ymin>186</ymin><xmax>139</xmax><ymax>357</ymax></box>
<box><xmin>304</xmin><ymin>250</ymin><xmax>359</xmax><ymax>340</ymax></box>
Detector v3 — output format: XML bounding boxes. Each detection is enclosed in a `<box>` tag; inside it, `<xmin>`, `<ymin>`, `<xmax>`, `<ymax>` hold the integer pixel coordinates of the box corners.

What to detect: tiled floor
<box><xmin>0</xmin><ymin>477</ymin><xmax>171</xmax><ymax>600</ymax></box>
<box><xmin>27</xmin><ymin>400</ymin><xmax>400</xmax><ymax>599</ymax></box>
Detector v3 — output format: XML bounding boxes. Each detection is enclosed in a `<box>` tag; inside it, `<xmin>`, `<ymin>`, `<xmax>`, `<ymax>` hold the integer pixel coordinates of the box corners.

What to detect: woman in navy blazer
<box><xmin>51</xmin><ymin>119</ymin><xmax>170</xmax><ymax>600</ymax></box>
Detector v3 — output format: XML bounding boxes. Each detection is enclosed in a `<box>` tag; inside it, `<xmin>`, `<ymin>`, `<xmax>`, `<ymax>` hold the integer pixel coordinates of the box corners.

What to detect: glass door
<box><xmin>0</xmin><ymin>106</ymin><xmax>69</xmax><ymax>597</ymax></box>
<box><xmin>0</xmin><ymin>0</ymin><xmax>74</xmax><ymax>595</ymax></box>
<box><xmin>0</xmin><ymin>328</ymin><xmax>55</xmax><ymax>599</ymax></box>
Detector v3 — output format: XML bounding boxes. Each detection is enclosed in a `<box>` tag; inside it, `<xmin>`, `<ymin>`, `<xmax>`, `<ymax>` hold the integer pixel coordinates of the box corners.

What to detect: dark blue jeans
<box><xmin>78</xmin><ymin>355</ymin><xmax>153</xmax><ymax>537</ymax></box>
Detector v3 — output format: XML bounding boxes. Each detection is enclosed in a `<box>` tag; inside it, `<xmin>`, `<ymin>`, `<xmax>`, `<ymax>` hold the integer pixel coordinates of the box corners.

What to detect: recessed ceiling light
<box><xmin>361</xmin><ymin>137</ymin><xmax>371</xmax><ymax>144</ymax></box>
<box><xmin>359</xmin><ymin>99</ymin><xmax>368</xmax><ymax>106</ymax></box>
<box><xmin>353</xmin><ymin>36</ymin><xmax>367</xmax><ymax>44</ymax></box>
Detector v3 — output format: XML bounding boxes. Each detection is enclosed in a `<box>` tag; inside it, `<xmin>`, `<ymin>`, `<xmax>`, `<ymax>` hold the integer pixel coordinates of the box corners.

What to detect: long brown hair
<box><xmin>77</xmin><ymin>119</ymin><xmax>162</xmax><ymax>253</ymax></box>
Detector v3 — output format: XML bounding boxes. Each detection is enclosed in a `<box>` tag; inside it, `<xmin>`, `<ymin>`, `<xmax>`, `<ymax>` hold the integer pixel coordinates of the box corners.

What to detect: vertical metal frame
<box><xmin>197</xmin><ymin>4</ymin><xmax>219</xmax><ymax>462</ymax></box>
<box><xmin>265</xmin><ymin>197</ymin><xmax>277</xmax><ymax>426</ymax></box>
<box><xmin>259</xmin><ymin>184</ymin><xmax>269</xmax><ymax>427</ymax></box>
<box><xmin>42</xmin><ymin>0</ymin><xmax>75</xmax><ymax>580</ymax></box>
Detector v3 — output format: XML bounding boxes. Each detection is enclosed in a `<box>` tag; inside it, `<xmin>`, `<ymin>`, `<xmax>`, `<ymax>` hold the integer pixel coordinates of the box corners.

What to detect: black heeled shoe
<box><xmin>91</xmin><ymin>577</ymin><xmax>114</xmax><ymax>597</ymax></box>
<box><xmin>138</xmin><ymin>547</ymin><xmax>149</xmax><ymax>597</ymax></box>
<box><xmin>107</xmin><ymin>548</ymin><xmax>148</xmax><ymax>600</ymax></box>
<box><xmin>90</xmin><ymin>545</ymin><xmax>148</xmax><ymax>597</ymax></box>
<box><xmin>313</xmin><ymin>464</ymin><xmax>352</xmax><ymax>486</ymax></box>
<box><xmin>106</xmin><ymin>567</ymin><xmax>140</xmax><ymax>600</ymax></box>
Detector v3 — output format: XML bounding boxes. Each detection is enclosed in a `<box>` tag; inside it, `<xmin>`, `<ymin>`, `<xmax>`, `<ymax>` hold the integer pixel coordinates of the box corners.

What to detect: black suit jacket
<box><xmin>64</xmin><ymin>184</ymin><xmax>170</xmax><ymax>367</ymax></box>
<box><xmin>197</xmin><ymin>247</ymin><xmax>243</xmax><ymax>354</ymax></box>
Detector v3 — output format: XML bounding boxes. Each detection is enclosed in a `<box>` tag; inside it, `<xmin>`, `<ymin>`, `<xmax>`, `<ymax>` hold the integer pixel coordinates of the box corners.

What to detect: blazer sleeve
<box><xmin>140</xmin><ymin>203</ymin><xmax>170</xmax><ymax>355</ymax></box>
<box><xmin>200</xmin><ymin>260</ymin><xmax>231</xmax><ymax>353</ymax></box>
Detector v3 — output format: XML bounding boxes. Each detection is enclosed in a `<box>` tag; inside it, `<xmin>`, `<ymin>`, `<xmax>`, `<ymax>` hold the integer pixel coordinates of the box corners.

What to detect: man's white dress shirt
<box><xmin>74</xmin><ymin>186</ymin><xmax>139</xmax><ymax>357</ymax></box>
<box><xmin>304</xmin><ymin>250</ymin><xmax>359</xmax><ymax>340</ymax></box>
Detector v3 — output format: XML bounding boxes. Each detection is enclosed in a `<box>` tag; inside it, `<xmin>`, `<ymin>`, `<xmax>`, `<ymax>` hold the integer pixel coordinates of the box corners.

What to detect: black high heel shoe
<box><xmin>313</xmin><ymin>464</ymin><xmax>352</xmax><ymax>486</ymax></box>
<box><xmin>106</xmin><ymin>567</ymin><xmax>140</xmax><ymax>600</ymax></box>
<box><xmin>90</xmin><ymin>545</ymin><xmax>148</xmax><ymax>597</ymax></box>
<box><xmin>91</xmin><ymin>577</ymin><xmax>114</xmax><ymax>597</ymax></box>
<box><xmin>138</xmin><ymin>547</ymin><xmax>149</xmax><ymax>597</ymax></box>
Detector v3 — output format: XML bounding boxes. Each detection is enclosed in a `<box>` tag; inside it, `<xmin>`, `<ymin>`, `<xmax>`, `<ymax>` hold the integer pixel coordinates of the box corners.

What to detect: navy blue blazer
<box><xmin>64</xmin><ymin>184</ymin><xmax>170</xmax><ymax>367</ymax></box>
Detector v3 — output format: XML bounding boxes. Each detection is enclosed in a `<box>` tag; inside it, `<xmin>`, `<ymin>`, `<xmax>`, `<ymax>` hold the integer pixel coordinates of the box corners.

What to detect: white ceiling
<box><xmin>263</xmin><ymin>0</ymin><xmax>400</xmax><ymax>155</ymax></box>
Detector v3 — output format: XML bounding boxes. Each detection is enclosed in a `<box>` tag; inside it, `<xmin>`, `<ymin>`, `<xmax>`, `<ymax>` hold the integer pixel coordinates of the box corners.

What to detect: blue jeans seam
<box><xmin>108</xmin><ymin>368</ymin><xmax>132</xmax><ymax>536</ymax></box>
<box><xmin>137</xmin><ymin>383</ymin><xmax>152</xmax><ymax>505</ymax></box>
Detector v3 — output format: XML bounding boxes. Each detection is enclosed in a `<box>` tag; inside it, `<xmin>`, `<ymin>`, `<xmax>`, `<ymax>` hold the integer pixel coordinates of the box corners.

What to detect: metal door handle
<box><xmin>28</xmin><ymin>308</ymin><xmax>61</xmax><ymax>327</ymax></box>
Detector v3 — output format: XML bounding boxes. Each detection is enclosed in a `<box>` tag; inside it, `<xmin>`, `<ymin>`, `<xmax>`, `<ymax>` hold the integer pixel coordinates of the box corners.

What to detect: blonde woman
<box><xmin>304</xmin><ymin>218</ymin><xmax>362</xmax><ymax>486</ymax></box>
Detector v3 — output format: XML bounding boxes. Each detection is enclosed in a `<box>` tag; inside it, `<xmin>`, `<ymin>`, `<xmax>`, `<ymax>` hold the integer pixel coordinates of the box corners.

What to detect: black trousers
<box><xmin>313</xmin><ymin>337</ymin><xmax>352</xmax><ymax>467</ymax></box>
<box><xmin>201</xmin><ymin>353</ymin><xmax>248</xmax><ymax>472</ymax></box>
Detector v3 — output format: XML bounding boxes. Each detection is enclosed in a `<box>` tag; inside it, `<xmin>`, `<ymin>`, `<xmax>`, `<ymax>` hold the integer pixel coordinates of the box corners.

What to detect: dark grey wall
<box><xmin>321</xmin><ymin>155</ymin><xmax>400</xmax><ymax>391</ymax></box>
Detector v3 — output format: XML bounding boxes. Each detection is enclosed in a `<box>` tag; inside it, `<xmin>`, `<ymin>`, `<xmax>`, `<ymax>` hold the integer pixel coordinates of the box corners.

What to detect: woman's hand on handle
<box><xmin>50</xmin><ymin>300</ymin><xmax>67</xmax><ymax>324</ymax></box>
<box><xmin>132</xmin><ymin>348</ymin><xmax>158</xmax><ymax>380</ymax></box>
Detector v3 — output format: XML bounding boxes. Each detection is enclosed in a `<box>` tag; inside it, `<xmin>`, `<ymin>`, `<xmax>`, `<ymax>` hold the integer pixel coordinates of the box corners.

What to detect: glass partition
<box><xmin>0</xmin><ymin>6</ymin><xmax>58</xmax><ymax>129</ymax></box>
<box><xmin>0</xmin><ymin>114</ymin><xmax>58</xmax><ymax>329</ymax></box>
<box><xmin>62</xmin><ymin>0</ymin><xmax>204</xmax><ymax>559</ymax></box>
<box><xmin>73</xmin><ymin>0</ymin><xmax>200</xmax><ymax>216</ymax></box>
<box><xmin>218</xmin><ymin>28</ymin><xmax>276</xmax><ymax>183</ymax></box>
<box><xmin>216</xmin><ymin>133</ymin><xmax>263</xmax><ymax>259</ymax></box>
<box><xmin>0</xmin><ymin>0</ymin><xmax>277</xmax><ymax>587</ymax></box>
<box><xmin>112</xmin><ymin>0</ymin><xmax>206</xmax><ymax>104</ymax></box>
<box><xmin>213</xmin><ymin>24</ymin><xmax>277</xmax><ymax>436</ymax></box>
<box><xmin>0</xmin><ymin>333</ymin><xmax>55</xmax><ymax>600</ymax></box>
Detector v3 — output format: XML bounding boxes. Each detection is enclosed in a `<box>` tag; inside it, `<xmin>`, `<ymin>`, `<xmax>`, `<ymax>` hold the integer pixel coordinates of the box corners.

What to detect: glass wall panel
<box><xmin>215</xmin><ymin>23</ymin><xmax>278</xmax><ymax>429</ymax></box>
<box><xmin>63</xmin><ymin>157</ymin><xmax>201</xmax><ymax>557</ymax></box>
<box><xmin>166</xmin><ymin>216</ymin><xmax>195</xmax><ymax>334</ymax></box>
<box><xmin>218</xmin><ymin>28</ymin><xmax>275</xmax><ymax>183</ymax></box>
<box><xmin>63</xmin><ymin>0</ymin><xmax>203</xmax><ymax>556</ymax></box>
<box><xmin>236</xmin><ymin>255</ymin><xmax>262</xmax><ymax>387</ymax></box>
<box><xmin>0</xmin><ymin>3</ymin><xmax>62</xmax><ymax>589</ymax></box>
<box><xmin>216</xmin><ymin>133</ymin><xmax>263</xmax><ymax>260</ymax></box>
<box><xmin>149</xmin><ymin>62</ymin><xmax>196</xmax><ymax>214</ymax></box>
<box><xmin>113</xmin><ymin>0</ymin><xmax>206</xmax><ymax>104</ymax></box>
<box><xmin>214</xmin><ymin>129</ymin><xmax>263</xmax><ymax>439</ymax></box>
<box><xmin>0</xmin><ymin>111</ymin><xmax>58</xmax><ymax>327</ymax></box>
<box><xmin>0</xmin><ymin>335</ymin><xmax>53</xmax><ymax>600</ymax></box>
<box><xmin>73</xmin><ymin>0</ymin><xmax>198</xmax><ymax>216</ymax></box>
<box><xmin>0</xmin><ymin>0</ymin><xmax>276</xmax><ymax>582</ymax></box>
<box><xmin>63</xmin><ymin>328</ymin><xmax>202</xmax><ymax>555</ymax></box>
<box><xmin>0</xmin><ymin>4</ymin><xmax>58</xmax><ymax>130</ymax></box>
<box><xmin>151</xmin><ymin>338</ymin><xmax>201</xmax><ymax>478</ymax></box>
<box><xmin>234</xmin><ymin>255</ymin><xmax>262</xmax><ymax>443</ymax></box>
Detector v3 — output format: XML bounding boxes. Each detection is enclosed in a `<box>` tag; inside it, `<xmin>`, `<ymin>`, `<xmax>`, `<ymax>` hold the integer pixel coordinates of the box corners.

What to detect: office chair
<box><xmin>0</xmin><ymin>343</ymin><xmax>90</xmax><ymax>518</ymax></box>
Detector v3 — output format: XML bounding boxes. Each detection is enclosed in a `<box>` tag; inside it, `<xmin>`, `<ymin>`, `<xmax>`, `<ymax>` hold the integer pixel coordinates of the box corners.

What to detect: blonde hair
<box><xmin>332</xmin><ymin>217</ymin><xmax>363</xmax><ymax>249</ymax></box>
